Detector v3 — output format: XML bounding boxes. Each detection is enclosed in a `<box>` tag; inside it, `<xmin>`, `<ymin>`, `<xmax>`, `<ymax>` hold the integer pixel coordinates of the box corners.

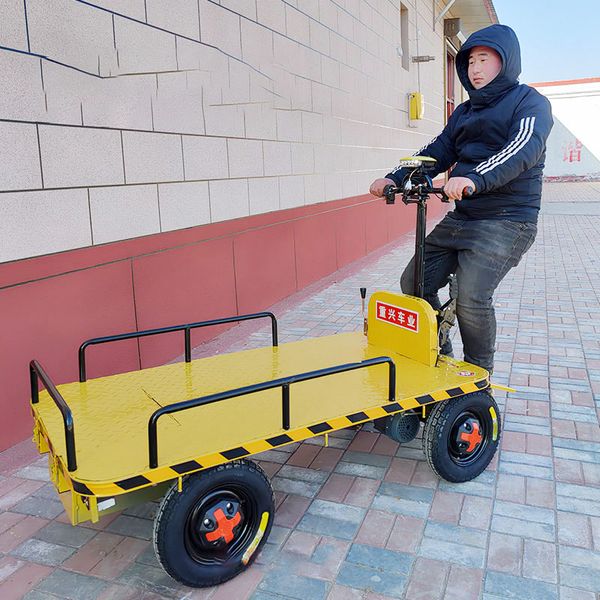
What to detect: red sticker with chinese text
<box><xmin>375</xmin><ymin>300</ymin><xmax>419</xmax><ymax>332</ymax></box>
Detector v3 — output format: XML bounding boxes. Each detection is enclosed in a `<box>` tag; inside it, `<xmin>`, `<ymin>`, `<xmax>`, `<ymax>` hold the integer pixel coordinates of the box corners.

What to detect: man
<box><xmin>369</xmin><ymin>24</ymin><xmax>553</xmax><ymax>374</ymax></box>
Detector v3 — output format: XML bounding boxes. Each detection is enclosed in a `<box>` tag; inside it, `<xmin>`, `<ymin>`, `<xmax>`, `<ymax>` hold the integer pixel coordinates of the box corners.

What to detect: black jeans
<box><xmin>401</xmin><ymin>213</ymin><xmax>537</xmax><ymax>373</ymax></box>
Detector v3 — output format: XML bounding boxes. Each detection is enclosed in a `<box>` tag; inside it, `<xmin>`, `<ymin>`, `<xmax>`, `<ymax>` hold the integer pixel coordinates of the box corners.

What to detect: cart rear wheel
<box><xmin>422</xmin><ymin>391</ymin><xmax>501</xmax><ymax>483</ymax></box>
<box><xmin>153</xmin><ymin>460</ymin><xmax>274</xmax><ymax>588</ymax></box>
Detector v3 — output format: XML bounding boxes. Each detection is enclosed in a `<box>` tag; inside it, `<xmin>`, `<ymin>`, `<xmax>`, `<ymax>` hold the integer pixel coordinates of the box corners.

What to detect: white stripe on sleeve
<box><xmin>474</xmin><ymin>117</ymin><xmax>532</xmax><ymax>174</ymax></box>
<box><xmin>477</xmin><ymin>117</ymin><xmax>536</xmax><ymax>175</ymax></box>
<box><xmin>475</xmin><ymin>117</ymin><xmax>527</xmax><ymax>172</ymax></box>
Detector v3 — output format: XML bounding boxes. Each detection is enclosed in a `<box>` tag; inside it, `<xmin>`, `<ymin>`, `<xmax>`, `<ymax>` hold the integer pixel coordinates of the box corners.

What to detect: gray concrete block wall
<box><xmin>146</xmin><ymin>0</ymin><xmax>201</xmax><ymax>40</ymax></box>
<box><xmin>158</xmin><ymin>181</ymin><xmax>210</xmax><ymax>231</ymax></box>
<box><xmin>39</xmin><ymin>125</ymin><xmax>125</xmax><ymax>187</ymax></box>
<box><xmin>89</xmin><ymin>185</ymin><xmax>160</xmax><ymax>244</ymax></box>
<box><xmin>0</xmin><ymin>0</ymin><xmax>451</xmax><ymax>263</ymax></box>
<box><xmin>122</xmin><ymin>131</ymin><xmax>184</xmax><ymax>184</ymax></box>
<box><xmin>0</xmin><ymin>0</ymin><xmax>28</xmax><ymax>50</ymax></box>
<box><xmin>0</xmin><ymin>190</ymin><xmax>92</xmax><ymax>263</ymax></box>
<box><xmin>27</xmin><ymin>0</ymin><xmax>118</xmax><ymax>76</ymax></box>
<box><xmin>0</xmin><ymin>122</ymin><xmax>43</xmax><ymax>191</ymax></box>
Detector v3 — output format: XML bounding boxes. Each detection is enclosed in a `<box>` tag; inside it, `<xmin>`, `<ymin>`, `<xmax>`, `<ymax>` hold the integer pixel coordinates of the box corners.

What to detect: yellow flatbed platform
<box><xmin>32</xmin><ymin>301</ymin><xmax>487</xmax><ymax>499</ymax></box>
<box><xmin>29</xmin><ymin>289</ymin><xmax>499</xmax><ymax>591</ymax></box>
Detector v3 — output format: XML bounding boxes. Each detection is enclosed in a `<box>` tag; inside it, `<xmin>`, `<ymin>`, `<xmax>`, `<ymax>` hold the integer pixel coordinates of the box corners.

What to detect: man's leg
<box><xmin>455</xmin><ymin>220</ymin><xmax>537</xmax><ymax>373</ymax></box>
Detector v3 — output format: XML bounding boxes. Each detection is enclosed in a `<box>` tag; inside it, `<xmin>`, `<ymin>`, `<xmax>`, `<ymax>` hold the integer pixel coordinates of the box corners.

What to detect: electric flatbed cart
<box><xmin>29</xmin><ymin>157</ymin><xmax>502</xmax><ymax>588</ymax></box>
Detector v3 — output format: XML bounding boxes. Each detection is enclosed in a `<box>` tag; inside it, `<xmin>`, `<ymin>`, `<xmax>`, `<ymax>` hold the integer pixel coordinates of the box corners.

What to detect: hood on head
<box><xmin>456</xmin><ymin>24</ymin><xmax>521</xmax><ymax>105</ymax></box>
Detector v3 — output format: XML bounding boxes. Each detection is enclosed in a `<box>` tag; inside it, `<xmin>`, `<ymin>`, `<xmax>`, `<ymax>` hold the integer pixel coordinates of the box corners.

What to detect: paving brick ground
<box><xmin>1</xmin><ymin>181</ymin><xmax>600</xmax><ymax>599</ymax></box>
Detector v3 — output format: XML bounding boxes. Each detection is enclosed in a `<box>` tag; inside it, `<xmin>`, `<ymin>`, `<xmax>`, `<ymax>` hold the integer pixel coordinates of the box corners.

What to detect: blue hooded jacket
<box><xmin>387</xmin><ymin>24</ymin><xmax>553</xmax><ymax>222</ymax></box>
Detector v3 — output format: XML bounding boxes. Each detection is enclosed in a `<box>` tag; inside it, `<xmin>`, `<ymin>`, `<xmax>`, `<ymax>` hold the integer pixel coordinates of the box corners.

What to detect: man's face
<box><xmin>468</xmin><ymin>46</ymin><xmax>502</xmax><ymax>89</ymax></box>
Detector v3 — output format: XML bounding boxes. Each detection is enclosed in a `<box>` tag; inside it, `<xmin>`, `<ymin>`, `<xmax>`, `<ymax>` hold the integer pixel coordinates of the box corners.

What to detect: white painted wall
<box><xmin>0</xmin><ymin>0</ymin><xmax>454</xmax><ymax>263</ymax></box>
<box><xmin>534</xmin><ymin>80</ymin><xmax>600</xmax><ymax>178</ymax></box>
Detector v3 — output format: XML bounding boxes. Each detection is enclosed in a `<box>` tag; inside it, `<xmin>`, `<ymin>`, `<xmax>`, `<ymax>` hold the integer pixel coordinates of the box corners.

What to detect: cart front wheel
<box><xmin>154</xmin><ymin>460</ymin><xmax>274</xmax><ymax>587</ymax></box>
<box><xmin>422</xmin><ymin>391</ymin><xmax>501</xmax><ymax>483</ymax></box>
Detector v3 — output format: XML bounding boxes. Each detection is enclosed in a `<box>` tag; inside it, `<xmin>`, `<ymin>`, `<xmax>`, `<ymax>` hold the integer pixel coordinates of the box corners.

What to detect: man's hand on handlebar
<box><xmin>369</xmin><ymin>178</ymin><xmax>396</xmax><ymax>198</ymax></box>
<box><xmin>443</xmin><ymin>176</ymin><xmax>476</xmax><ymax>201</ymax></box>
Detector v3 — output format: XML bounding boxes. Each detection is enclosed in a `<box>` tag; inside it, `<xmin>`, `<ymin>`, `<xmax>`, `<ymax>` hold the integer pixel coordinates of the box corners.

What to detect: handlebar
<box><xmin>383</xmin><ymin>183</ymin><xmax>473</xmax><ymax>205</ymax></box>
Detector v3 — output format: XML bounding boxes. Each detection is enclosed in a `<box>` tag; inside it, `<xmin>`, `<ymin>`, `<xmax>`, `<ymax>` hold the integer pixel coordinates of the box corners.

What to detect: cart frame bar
<box><xmin>30</xmin><ymin>360</ymin><xmax>77</xmax><ymax>472</ymax></box>
<box><xmin>148</xmin><ymin>356</ymin><xmax>396</xmax><ymax>469</ymax></box>
<box><xmin>78</xmin><ymin>312</ymin><xmax>278</xmax><ymax>382</ymax></box>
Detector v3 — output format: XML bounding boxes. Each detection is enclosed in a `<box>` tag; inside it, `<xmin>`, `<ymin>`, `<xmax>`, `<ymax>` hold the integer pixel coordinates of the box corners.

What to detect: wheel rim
<box><xmin>184</xmin><ymin>485</ymin><xmax>258</xmax><ymax>565</ymax></box>
<box><xmin>447</xmin><ymin>409</ymin><xmax>488</xmax><ymax>466</ymax></box>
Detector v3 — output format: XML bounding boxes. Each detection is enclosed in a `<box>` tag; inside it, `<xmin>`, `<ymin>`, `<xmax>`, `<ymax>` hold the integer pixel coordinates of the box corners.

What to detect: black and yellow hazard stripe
<box><xmin>46</xmin><ymin>378</ymin><xmax>489</xmax><ymax>497</ymax></box>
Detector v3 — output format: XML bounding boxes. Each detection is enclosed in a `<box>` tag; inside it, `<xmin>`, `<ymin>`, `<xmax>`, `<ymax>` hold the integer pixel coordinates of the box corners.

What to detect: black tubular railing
<box><xmin>29</xmin><ymin>360</ymin><xmax>77</xmax><ymax>472</ymax></box>
<box><xmin>78</xmin><ymin>312</ymin><xmax>278</xmax><ymax>382</ymax></box>
<box><xmin>147</xmin><ymin>356</ymin><xmax>396</xmax><ymax>469</ymax></box>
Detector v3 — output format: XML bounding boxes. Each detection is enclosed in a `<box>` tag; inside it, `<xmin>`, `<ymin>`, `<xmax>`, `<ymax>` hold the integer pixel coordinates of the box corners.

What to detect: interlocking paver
<box><xmin>522</xmin><ymin>539</ymin><xmax>558</xmax><ymax>583</ymax></box>
<box><xmin>385</xmin><ymin>514</ymin><xmax>424</xmax><ymax>553</ymax></box>
<box><xmin>116</xmin><ymin>562</ymin><xmax>186</xmax><ymax>598</ymax></box>
<box><xmin>344</xmin><ymin>477</ymin><xmax>379</xmax><ymax>508</ymax></box>
<box><xmin>486</xmin><ymin>532</ymin><xmax>522</xmax><ymax>575</ymax></box>
<box><xmin>445</xmin><ymin>564</ymin><xmax>483</xmax><ymax>600</ymax></box>
<box><xmin>10</xmin><ymin>539</ymin><xmax>76</xmax><ymax>566</ymax></box>
<box><xmin>354</xmin><ymin>509</ymin><xmax>395</xmax><ymax>547</ymax></box>
<box><xmin>418</xmin><ymin>536</ymin><xmax>486</xmax><ymax>568</ymax></box>
<box><xmin>525</xmin><ymin>477</ymin><xmax>556</xmax><ymax>508</ymax></box>
<box><xmin>495</xmin><ymin>473</ymin><xmax>526</xmax><ymax>503</ymax></box>
<box><xmin>0</xmin><ymin>480</ymin><xmax>47</xmax><ymax>512</ymax></box>
<box><xmin>2</xmin><ymin>181</ymin><xmax>600</xmax><ymax>598</ymax></box>
<box><xmin>484</xmin><ymin>570</ymin><xmax>558</xmax><ymax>599</ymax></box>
<box><xmin>460</xmin><ymin>494</ymin><xmax>493</xmax><ymax>529</ymax></box>
<box><xmin>372</xmin><ymin>482</ymin><xmax>434</xmax><ymax>518</ymax></box>
<box><xmin>333</xmin><ymin>461</ymin><xmax>387</xmax><ymax>480</ymax></box>
<box><xmin>556</xmin><ymin>482</ymin><xmax>600</xmax><ymax>517</ymax></box>
<box><xmin>438</xmin><ymin>470</ymin><xmax>496</xmax><ymax>498</ymax></box>
<box><xmin>296</xmin><ymin>498</ymin><xmax>365</xmax><ymax>540</ymax></box>
<box><xmin>498</xmin><ymin>450</ymin><xmax>554</xmax><ymax>479</ymax></box>
<box><xmin>424</xmin><ymin>521</ymin><xmax>487</xmax><ymax>549</ymax></box>
<box><xmin>336</xmin><ymin>544</ymin><xmax>412</xmax><ymax>598</ymax></box>
<box><xmin>0</xmin><ymin>562</ymin><xmax>53</xmax><ymax>600</ymax></box>
<box><xmin>305</xmin><ymin>499</ymin><xmax>366</xmax><ymax>524</ymax></box>
<box><xmin>559</xmin><ymin>586</ymin><xmax>596</xmax><ymax>600</ymax></box>
<box><xmin>429</xmin><ymin>490</ymin><xmax>464</xmax><ymax>524</ymax></box>
<box><xmin>273</xmin><ymin>494</ymin><xmax>311</xmax><ymax>528</ymax></box>
<box><xmin>317</xmin><ymin>473</ymin><xmax>355</xmax><ymax>502</ymax></box>
<box><xmin>271</xmin><ymin>477</ymin><xmax>322</xmax><ymax>498</ymax></box>
<box><xmin>295</xmin><ymin>537</ymin><xmax>350</xmax><ymax>580</ymax></box>
<box><xmin>257</xmin><ymin>568</ymin><xmax>329</xmax><ymax>600</ymax></box>
<box><xmin>282</xmin><ymin>530</ymin><xmax>320</xmax><ymax>557</ymax></box>
<box><xmin>34</xmin><ymin>521</ymin><xmax>97</xmax><ymax>549</ymax></box>
<box><xmin>558</xmin><ymin>564</ymin><xmax>600</xmax><ymax>594</ymax></box>
<box><xmin>61</xmin><ymin>532</ymin><xmax>123</xmax><ymax>574</ymax></box>
<box><xmin>104</xmin><ymin>515</ymin><xmax>153</xmax><ymax>541</ymax></box>
<box><xmin>404</xmin><ymin>557</ymin><xmax>447</xmax><ymax>599</ymax></box>
<box><xmin>34</xmin><ymin>570</ymin><xmax>109</xmax><ymax>599</ymax></box>
<box><xmin>89</xmin><ymin>537</ymin><xmax>148</xmax><ymax>579</ymax></box>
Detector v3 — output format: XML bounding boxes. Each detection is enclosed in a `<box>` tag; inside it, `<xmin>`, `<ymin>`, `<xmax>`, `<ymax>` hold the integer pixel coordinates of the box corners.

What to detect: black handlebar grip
<box><xmin>441</xmin><ymin>186</ymin><xmax>474</xmax><ymax>201</ymax></box>
<box><xmin>360</xmin><ymin>287</ymin><xmax>366</xmax><ymax>299</ymax></box>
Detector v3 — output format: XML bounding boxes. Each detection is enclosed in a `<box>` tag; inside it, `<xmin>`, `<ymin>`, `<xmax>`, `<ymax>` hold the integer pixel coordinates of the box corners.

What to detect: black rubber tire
<box><xmin>153</xmin><ymin>460</ymin><xmax>274</xmax><ymax>587</ymax></box>
<box><xmin>422</xmin><ymin>391</ymin><xmax>501</xmax><ymax>483</ymax></box>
